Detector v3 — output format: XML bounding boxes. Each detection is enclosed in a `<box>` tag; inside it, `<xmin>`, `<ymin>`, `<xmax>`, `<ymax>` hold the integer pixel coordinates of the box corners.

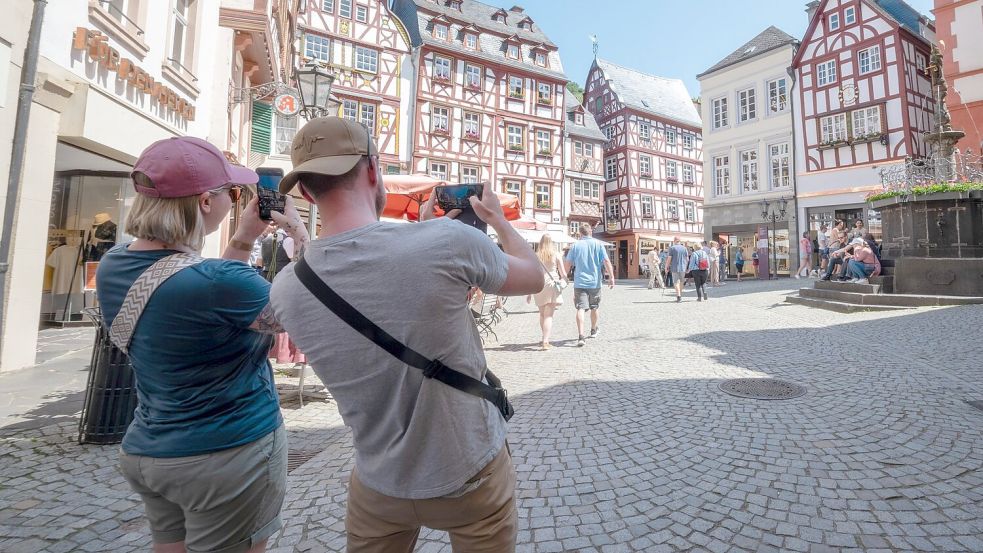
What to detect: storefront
<box><xmin>711</xmin><ymin>224</ymin><xmax>791</xmax><ymax>278</ymax></box>
<box><xmin>805</xmin><ymin>203</ymin><xmax>883</xmax><ymax>241</ymax></box>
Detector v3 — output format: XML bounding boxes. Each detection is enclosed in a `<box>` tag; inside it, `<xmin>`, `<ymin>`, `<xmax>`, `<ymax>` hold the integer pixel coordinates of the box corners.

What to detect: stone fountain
<box><xmin>870</xmin><ymin>45</ymin><xmax>983</xmax><ymax>297</ymax></box>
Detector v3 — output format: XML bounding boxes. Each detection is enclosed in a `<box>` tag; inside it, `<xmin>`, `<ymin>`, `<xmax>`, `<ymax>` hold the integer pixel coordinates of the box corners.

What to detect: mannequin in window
<box><xmin>86</xmin><ymin>213</ymin><xmax>117</xmax><ymax>261</ymax></box>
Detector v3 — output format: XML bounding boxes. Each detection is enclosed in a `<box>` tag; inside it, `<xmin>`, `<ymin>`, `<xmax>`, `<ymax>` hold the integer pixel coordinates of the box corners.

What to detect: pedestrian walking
<box><xmin>269</xmin><ymin>117</ymin><xmax>544</xmax><ymax>553</ymax></box>
<box><xmin>528</xmin><ymin>234</ymin><xmax>567</xmax><ymax>350</ymax></box>
<box><xmin>665</xmin><ymin>237</ymin><xmax>690</xmax><ymax>303</ymax></box>
<box><xmin>96</xmin><ymin>137</ymin><xmax>309</xmax><ymax>553</ymax></box>
<box><xmin>688</xmin><ymin>243</ymin><xmax>711</xmax><ymax>301</ymax></box>
<box><xmin>646</xmin><ymin>248</ymin><xmax>665</xmax><ymax>289</ymax></box>
<box><xmin>708</xmin><ymin>240</ymin><xmax>721</xmax><ymax>286</ymax></box>
<box><xmin>735</xmin><ymin>248</ymin><xmax>745</xmax><ymax>282</ymax></box>
<box><xmin>564</xmin><ymin>223</ymin><xmax>615</xmax><ymax>347</ymax></box>
<box><xmin>752</xmin><ymin>251</ymin><xmax>760</xmax><ymax>278</ymax></box>
<box><xmin>816</xmin><ymin>224</ymin><xmax>829</xmax><ymax>276</ymax></box>
<box><xmin>660</xmin><ymin>248</ymin><xmax>673</xmax><ymax>288</ymax></box>
<box><xmin>795</xmin><ymin>231</ymin><xmax>814</xmax><ymax>278</ymax></box>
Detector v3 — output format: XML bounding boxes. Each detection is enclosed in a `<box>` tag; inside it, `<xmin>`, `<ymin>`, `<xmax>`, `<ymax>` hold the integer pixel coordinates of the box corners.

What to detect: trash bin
<box><xmin>77</xmin><ymin>307</ymin><xmax>138</xmax><ymax>445</ymax></box>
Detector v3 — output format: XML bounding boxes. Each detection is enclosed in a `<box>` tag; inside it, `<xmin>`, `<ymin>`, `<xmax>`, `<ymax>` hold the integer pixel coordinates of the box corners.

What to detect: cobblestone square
<box><xmin>1</xmin><ymin>280</ymin><xmax>981</xmax><ymax>552</ymax></box>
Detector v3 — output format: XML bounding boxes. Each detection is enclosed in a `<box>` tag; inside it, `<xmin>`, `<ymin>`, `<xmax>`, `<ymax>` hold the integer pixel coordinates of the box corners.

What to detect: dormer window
<box><xmin>507</xmin><ymin>44</ymin><xmax>520</xmax><ymax>59</ymax></box>
<box><xmin>433</xmin><ymin>23</ymin><xmax>448</xmax><ymax>40</ymax></box>
<box><xmin>575</xmin><ymin>113</ymin><xmax>584</xmax><ymax>125</ymax></box>
<box><xmin>446</xmin><ymin>0</ymin><xmax>462</xmax><ymax>10</ymax></box>
<box><xmin>465</xmin><ymin>33</ymin><xmax>477</xmax><ymax>49</ymax></box>
<box><xmin>535</xmin><ymin>52</ymin><xmax>546</xmax><ymax>67</ymax></box>
<box><xmin>492</xmin><ymin>9</ymin><xmax>507</xmax><ymax>23</ymax></box>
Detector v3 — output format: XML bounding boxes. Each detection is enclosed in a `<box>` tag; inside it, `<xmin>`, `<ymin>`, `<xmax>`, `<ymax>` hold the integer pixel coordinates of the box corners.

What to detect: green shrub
<box><xmin>866</xmin><ymin>182</ymin><xmax>983</xmax><ymax>202</ymax></box>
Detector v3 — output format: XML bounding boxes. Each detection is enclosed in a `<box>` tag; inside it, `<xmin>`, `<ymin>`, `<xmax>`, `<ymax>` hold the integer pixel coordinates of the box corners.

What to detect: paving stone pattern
<box><xmin>1</xmin><ymin>280</ymin><xmax>981</xmax><ymax>552</ymax></box>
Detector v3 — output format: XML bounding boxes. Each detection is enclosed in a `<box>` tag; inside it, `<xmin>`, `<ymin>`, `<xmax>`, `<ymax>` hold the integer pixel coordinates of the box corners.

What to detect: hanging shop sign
<box><xmin>72</xmin><ymin>27</ymin><xmax>196</xmax><ymax>121</ymax></box>
<box><xmin>274</xmin><ymin>93</ymin><xmax>300</xmax><ymax>117</ymax></box>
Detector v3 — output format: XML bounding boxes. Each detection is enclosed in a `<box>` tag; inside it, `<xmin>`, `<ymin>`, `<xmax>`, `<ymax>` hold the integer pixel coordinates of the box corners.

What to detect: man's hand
<box><xmin>468</xmin><ymin>182</ymin><xmax>506</xmax><ymax>226</ymax></box>
<box><xmin>420</xmin><ymin>192</ymin><xmax>461</xmax><ymax>221</ymax></box>
<box><xmin>269</xmin><ymin>196</ymin><xmax>309</xmax><ymax>243</ymax></box>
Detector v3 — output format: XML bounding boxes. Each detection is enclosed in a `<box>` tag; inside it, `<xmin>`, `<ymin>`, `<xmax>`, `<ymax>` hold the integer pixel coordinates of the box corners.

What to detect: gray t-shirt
<box><xmin>270</xmin><ymin>218</ymin><xmax>509</xmax><ymax>499</ymax></box>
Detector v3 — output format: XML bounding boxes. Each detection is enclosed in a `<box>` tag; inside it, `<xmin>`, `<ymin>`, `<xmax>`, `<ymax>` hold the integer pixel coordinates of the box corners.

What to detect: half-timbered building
<box><xmin>296</xmin><ymin>0</ymin><xmax>413</xmax><ymax>174</ymax></box>
<box><xmin>584</xmin><ymin>59</ymin><xmax>704</xmax><ymax>279</ymax></box>
<box><xmin>563</xmin><ymin>94</ymin><xmax>606</xmax><ymax>237</ymax></box>
<box><xmin>392</xmin><ymin>0</ymin><xmax>568</xmax><ymax>232</ymax></box>
<box><xmin>698</xmin><ymin>27</ymin><xmax>799</xmax><ymax>278</ymax></box>
<box><xmin>792</xmin><ymin>0</ymin><xmax>935</xmax><ymax>238</ymax></box>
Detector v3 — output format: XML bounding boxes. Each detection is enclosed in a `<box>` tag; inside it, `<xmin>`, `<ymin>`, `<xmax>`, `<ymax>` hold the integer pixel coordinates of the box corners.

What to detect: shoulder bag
<box><xmin>293</xmin><ymin>257</ymin><xmax>514</xmax><ymax>421</ymax></box>
<box><xmin>541</xmin><ymin>260</ymin><xmax>567</xmax><ymax>294</ymax></box>
<box><xmin>109</xmin><ymin>252</ymin><xmax>204</xmax><ymax>354</ymax></box>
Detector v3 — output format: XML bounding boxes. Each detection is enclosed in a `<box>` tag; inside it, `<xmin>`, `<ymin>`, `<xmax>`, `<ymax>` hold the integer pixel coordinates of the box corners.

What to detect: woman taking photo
<box><xmin>96</xmin><ymin>137</ymin><xmax>308</xmax><ymax>553</ymax></box>
<box><xmin>528</xmin><ymin>234</ymin><xmax>567</xmax><ymax>349</ymax></box>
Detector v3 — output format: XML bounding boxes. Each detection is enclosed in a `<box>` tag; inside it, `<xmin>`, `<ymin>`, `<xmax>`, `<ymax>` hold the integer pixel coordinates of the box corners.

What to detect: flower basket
<box><xmin>463</xmin><ymin>131</ymin><xmax>480</xmax><ymax>141</ymax></box>
<box><xmin>507</xmin><ymin>144</ymin><xmax>524</xmax><ymax>152</ymax></box>
<box><xmin>537</xmin><ymin>149</ymin><xmax>552</xmax><ymax>156</ymax></box>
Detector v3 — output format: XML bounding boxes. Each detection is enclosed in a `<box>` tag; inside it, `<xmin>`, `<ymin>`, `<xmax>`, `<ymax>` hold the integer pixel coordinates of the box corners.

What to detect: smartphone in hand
<box><xmin>433</xmin><ymin>184</ymin><xmax>486</xmax><ymax>232</ymax></box>
<box><xmin>256</xmin><ymin>168</ymin><xmax>287</xmax><ymax>221</ymax></box>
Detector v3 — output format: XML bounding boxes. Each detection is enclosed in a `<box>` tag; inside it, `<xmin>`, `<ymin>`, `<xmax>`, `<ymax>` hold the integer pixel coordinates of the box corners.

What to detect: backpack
<box><xmin>697</xmin><ymin>252</ymin><xmax>709</xmax><ymax>270</ymax></box>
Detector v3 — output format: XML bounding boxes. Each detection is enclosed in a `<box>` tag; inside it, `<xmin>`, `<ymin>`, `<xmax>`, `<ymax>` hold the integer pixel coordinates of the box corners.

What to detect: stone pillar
<box><xmin>1</xmin><ymin>72</ymin><xmax>75</xmax><ymax>371</ymax></box>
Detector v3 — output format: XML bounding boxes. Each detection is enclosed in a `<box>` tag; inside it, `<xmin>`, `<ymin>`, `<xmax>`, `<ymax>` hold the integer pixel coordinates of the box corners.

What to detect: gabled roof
<box><xmin>792</xmin><ymin>0</ymin><xmax>933</xmax><ymax>66</ymax></box>
<box><xmin>394</xmin><ymin>0</ymin><xmax>556</xmax><ymax>47</ymax></box>
<box><xmin>593</xmin><ymin>59</ymin><xmax>701</xmax><ymax>128</ymax></box>
<box><xmin>698</xmin><ymin>26</ymin><xmax>797</xmax><ymax>79</ymax></box>
<box><xmin>564</xmin><ymin>93</ymin><xmax>606</xmax><ymax>141</ymax></box>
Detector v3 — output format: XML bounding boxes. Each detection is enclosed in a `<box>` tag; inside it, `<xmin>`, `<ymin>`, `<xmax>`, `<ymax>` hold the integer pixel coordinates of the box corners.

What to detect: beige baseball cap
<box><xmin>279</xmin><ymin>116</ymin><xmax>378</xmax><ymax>194</ymax></box>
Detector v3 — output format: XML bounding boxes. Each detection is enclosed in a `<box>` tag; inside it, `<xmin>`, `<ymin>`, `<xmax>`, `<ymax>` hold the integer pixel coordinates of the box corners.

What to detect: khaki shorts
<box><xmin>346</xmin><ymin>445</ymin><xmax>517</xmax><ymax>553</ymax></box>
<box><xmin>573</xmin><ymin>287</ymin><xmax>601</xmax><ymax>310</ymax></box>
<box><xmin>119</xmin><ymin>424</ymin><xmax>287</xmax><ymax>553</ymax></box>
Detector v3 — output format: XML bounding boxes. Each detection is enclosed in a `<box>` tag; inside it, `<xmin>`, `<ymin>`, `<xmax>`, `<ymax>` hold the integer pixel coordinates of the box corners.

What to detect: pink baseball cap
<box><xmin>131</xmin><ymin>137</ymin><xmax>258</xmax><ymax>198</ymax></box>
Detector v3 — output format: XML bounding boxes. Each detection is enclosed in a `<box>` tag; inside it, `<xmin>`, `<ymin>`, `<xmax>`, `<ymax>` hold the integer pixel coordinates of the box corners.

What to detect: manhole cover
<box><xmin>287</xmin><ymin>450</ymin><xmax>321</xmax><ymax>473</ymax></box>
<box><xmin>718</xmin><ymin>378</ymin><xmax>806</xmax><ymax>400</ymax></box>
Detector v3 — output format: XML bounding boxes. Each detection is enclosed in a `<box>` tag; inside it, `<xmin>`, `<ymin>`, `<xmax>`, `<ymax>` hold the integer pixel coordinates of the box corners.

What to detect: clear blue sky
<box><xmin>485</xmin><ymin>0</ymin><xmax>937</xmax><ymax>97</ymax></box>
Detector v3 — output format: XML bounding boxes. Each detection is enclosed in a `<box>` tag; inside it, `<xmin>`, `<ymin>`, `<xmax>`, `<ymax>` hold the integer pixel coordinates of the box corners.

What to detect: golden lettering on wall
<box><xmin>72</xmin><ymin>27</ymin><xmax>196</xmax><ymax>121</ymax></box>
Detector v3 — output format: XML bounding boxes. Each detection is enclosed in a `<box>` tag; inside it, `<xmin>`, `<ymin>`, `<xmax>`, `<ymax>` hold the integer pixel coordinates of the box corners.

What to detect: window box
<box><xmin>466</xmin><ymin>82</ymin><xmax>482</xmax><ymax>91</ymax></box>
<box><xmin>818</xmin><ymin>139</ymin><xmax>848</xmax><ymax>150</ymax></box>
<box><xmin>508</xmin><ymin>91</ymin><xmax>525</xmax><ymax>100</ymax></box>
<box><xmin>463</xmin><ymin>130</ymin><xmax>480</xmax><ymax>141</ymax></box>
<box><xmin>536</xmin><ymin>201</ymin><xmax>551</xmax><ymax>209</ymax></box>
<box><xmin>432</xmin><ymin>74</ymin><xmax>451</xmax><ymax>84</ymax></box>
<box><xmin>431</xmin><ymin>127</ymin><xmax>450</xmax><ymax>136</ymax></box>
<box><xmin>683</xmin><ymin>179</ymin><xmax>694</xmax><ymax>185</ymax></box>
<box><xmin>666</xmin><ymin>177</ymin><xmax>678</xmax><ymax>183</ymax></box>
<box><xmin>507</xmin><ymin>144</ymin><xmax>524</xmax><ymax>152</ymax></box>
<box><xmin>851</xmin><ymin>132</ymin><xmax>885</xmax><ymax>145</ymax></box>
<box><xmin>536</xmin><ymin>96</ymin><xmax>552</xmax><ymax>106</ymax></box>
<box><xmin>640</xmin><ymin>172</ymin><xmax>653</xmax><ymax>178</ymax></box>
<box><xmin>536</xmin><ymin>148</ymin><xmax>552</xmax><ymax>157</ymax></box>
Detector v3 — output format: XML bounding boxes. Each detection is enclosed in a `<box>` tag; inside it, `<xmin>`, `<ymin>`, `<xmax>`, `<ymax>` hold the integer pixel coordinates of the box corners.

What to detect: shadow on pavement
<box><xmin>0</xmin><ymin>389</ymin><xmax>86</xmax><ymax>435</ymax></box>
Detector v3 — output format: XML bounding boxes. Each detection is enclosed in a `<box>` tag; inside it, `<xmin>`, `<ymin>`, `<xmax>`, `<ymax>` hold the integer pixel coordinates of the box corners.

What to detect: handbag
<box><xmin>109</xmin><ymin>253</ymin><xmax>204</xmax><ymax>353</ymax></box>
<box><xmin>293</xmin><ymin>257</ymin><xmax>514</xmax><ymax>421</ymax></box>
<box><xmin>541</xmin><ymin>261</ymin><xmax>567</xmax><ymax>294</ymax></box>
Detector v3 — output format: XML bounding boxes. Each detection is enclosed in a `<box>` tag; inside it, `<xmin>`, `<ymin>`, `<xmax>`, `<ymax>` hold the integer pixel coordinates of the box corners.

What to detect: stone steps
<box><xmin>784</xmin><ymin>294</ymin><xmax>909</xmax><ymax>313</ymax></box>
<box><xmin>815</xmin><ymin>280</ymin><xmax>881</xmax><ymax>294</ymax></box>
<box><xmin>869</xmin><ymin>275</ymin><xmax>895</xmax><ymax>294</ymax></box>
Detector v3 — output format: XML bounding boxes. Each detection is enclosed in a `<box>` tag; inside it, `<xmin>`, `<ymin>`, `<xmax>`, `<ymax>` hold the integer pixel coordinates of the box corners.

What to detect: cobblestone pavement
<box><xmin>1</xmin><ymin>279</ymin><xmax>982</xmax><ymax>552</ymax></box>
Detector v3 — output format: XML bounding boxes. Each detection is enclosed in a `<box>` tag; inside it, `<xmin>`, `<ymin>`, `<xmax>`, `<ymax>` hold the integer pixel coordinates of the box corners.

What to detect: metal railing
<box><xmin>878</xmin><ymin>150</ymin><xmax>983</xmax><ymax>195</ymax></box>
<box><xmin>97</xmin><ymin>0</ymin><xmax>145</xmax><ymax>35</ymax></box>
<box><xmin>167</xmin><ymin>57</ymin><xmax>199</xmax><ymax>82</ymax></box>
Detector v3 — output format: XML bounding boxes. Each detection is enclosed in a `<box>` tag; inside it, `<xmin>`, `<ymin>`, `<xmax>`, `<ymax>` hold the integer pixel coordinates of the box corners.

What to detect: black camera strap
<box><xmin>293</xmin><ymin>257</ymin><xmax>514</xmax><ymax>422</ymax></box>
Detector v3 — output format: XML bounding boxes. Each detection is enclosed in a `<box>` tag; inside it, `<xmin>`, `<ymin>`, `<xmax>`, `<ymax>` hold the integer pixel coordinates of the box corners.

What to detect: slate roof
<box><xmin>392</xmin><ymin>0</ymin><xmax>566</xmax><ymax>80</ymax></box>
<box><xmin>594</xmin><ymin>59</ymin><xmax>702</xmax><ymax>128</ymax></box>
<box><xmin>697</xmin><ymin>26</ymin><xmax>798</xmax><ymax>79</ymax></box>
<box><xmin>564</xmin><ymin>93</ymin><xmax>606</xmax><ymax>141</ymax></box>
<box><xmin>875</xmin><ymin>0</ymin><xmax>932</xmax><ymax>37</ymax></box>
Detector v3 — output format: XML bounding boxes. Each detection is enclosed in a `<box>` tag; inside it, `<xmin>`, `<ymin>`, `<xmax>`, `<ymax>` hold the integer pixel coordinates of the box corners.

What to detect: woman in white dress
<box><xmin>528</xmin><ymin>234</ymin><xmax>566</xmax><ymax>350</ymax></box>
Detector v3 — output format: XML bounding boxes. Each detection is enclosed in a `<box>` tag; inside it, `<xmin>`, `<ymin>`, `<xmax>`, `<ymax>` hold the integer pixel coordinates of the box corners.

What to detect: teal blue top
<box><xmin>96</xmin><ymin>246</ymin><xmax>281</xmax><ymax>457</ymax></box>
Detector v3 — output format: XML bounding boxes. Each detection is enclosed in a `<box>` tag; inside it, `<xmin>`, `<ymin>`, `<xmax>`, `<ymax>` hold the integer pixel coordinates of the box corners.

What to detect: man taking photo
<box><xmin>269</xmin><ymin>117</ymin><xmax>544</xmax><ymax>552</ymax></box>
<box><xmin>564</xmin><ymin>223</ymin><xmax>615</xmax><ymax>347</ymax></box>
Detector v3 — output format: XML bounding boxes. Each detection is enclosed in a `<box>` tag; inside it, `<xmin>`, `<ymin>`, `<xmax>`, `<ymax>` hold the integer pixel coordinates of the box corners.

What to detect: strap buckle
<box><xmin>494</xmin><ymin>387</ymin><xmax>514</xmax><ymax>422</ymax></box>
<box><xmin>423</xmin><ymin>359</ymin><xmax>447</xmax><ymax>379</ymax></box>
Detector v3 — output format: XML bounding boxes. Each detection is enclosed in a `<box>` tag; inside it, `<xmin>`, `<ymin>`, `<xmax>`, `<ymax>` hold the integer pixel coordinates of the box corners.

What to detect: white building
<box><xmin>0</xmin><ymin>0</ymin><xmax>233</xmax><ymax>371</ymax></box>
<box><xmin>698</xmin><ymin>26</ymin><xmax>799</xmax><ymax>277</ymax></box>
<box><xmin>562</xmin><ymin>93</ymin><xmax>606</xmax><ymax>236</ymax></box>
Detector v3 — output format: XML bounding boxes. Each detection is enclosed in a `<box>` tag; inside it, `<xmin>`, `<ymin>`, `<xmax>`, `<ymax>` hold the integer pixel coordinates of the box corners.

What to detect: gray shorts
<box><xmin>119</xmin><ymin>424</ymin><xmax>287</xmax><ymax>552</ymax></box>
<box><xmin>672</xmin><ymin>271</ymin><xmax>686</xmax><ymax>284</ymax></box>
<box><xmin>573</xmin><ymin>287</ymin><xmax>601</xmax><ymax>310</ymax></box>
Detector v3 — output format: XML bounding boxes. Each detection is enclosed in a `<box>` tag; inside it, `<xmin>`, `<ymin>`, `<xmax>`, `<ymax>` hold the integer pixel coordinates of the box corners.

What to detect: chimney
<box><xmin>509</xmin><ymin>5</ymin><xmax>524</xmax><ymax>12</ymax></box>
<box><xmin>805</xmin><ymin>1</ymin><xmax>820</xmax><ymax>23</ymax></box>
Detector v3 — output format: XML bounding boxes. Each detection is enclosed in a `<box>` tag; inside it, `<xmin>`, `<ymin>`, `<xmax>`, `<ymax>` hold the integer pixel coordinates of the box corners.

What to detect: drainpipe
<box><xmin>405</xmin><ymin>45</ymin><xmax>420</xmax><ymax>173</ymax></box>
<box><xmin>0</xmin><ymin>0</ymin><xmax>48</xmax><ymax>364</ymax></box>
<box><xmin>787</xmin><ymin>63</ymin><xmax>801</xmax><ymax>256</ymax></box>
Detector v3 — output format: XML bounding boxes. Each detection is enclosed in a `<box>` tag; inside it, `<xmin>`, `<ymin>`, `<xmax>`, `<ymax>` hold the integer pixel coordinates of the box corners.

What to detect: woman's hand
<box><xmin>232</xmin><ymin>196</ymin><xmax>269</xmax><ymax>243</ymax></box>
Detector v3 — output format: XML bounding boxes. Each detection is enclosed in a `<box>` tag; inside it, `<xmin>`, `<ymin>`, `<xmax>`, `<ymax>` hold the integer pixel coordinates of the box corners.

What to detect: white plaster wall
<box><xmin>699</xmin><ymin>44</ymin><xmax>797</xmax><ymax>208</ymax></box>
<box><xmin>952</xmin><ymin>1</ymin><xmax>983</xmax><ymax>105</ymax></box>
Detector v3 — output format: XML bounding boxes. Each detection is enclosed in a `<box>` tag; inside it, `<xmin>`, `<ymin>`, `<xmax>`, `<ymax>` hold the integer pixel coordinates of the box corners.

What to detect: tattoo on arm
<box><xmin>249</xmin><ymin>303</ymin><xmax>284</xmax><ymax>335</ymax></box>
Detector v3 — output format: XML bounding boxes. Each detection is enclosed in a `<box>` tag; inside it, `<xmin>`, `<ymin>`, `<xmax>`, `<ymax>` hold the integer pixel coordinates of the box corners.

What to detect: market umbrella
<box><xmin>511</xmin><ymin>214</ymin><xmax>548</xmax><ymax>230</ymax></box>
<box><xmin>383</xmin><ymin>175</ymin><xmax>521</xmax><ymax>221</ymax></box>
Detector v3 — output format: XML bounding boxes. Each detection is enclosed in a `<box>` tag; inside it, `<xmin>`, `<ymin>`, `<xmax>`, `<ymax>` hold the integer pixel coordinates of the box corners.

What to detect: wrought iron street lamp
<box><xmin>760</xmin><ymin>198</ymin><xmax>789</xmax><ymax>279</ymax></box>
<box><xmin>295</xmin><ymin>62</ymin><xmax>335</xmax><ymax>120</ymax></box>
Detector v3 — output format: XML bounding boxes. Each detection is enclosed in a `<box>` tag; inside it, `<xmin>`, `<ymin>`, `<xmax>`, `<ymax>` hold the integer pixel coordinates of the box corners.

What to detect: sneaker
<box><xmin>856</xmin><ymin>278</ymin><xmax>869</xmax><ymax>285</ymax></box>
<box><xmin>676</xmin><ymin>296</ymin><xmax>682</xmax><ymax>303</ymax></box>
<box><xmin>697</xmin><ymin>297</ymin><xmax>702</xmax><ymax>302</ymax></box>
<box><xmin>794</xmin><ymin>274</ymin><xmax>801</xmax><ymax>279</ymax></box>
<box><xmin>820</xmin><ymin>275</ymin><xmax>831</xmax><ymax>281</ymax></box>
<box><xmin>589</xmin><ymin>327</ymin><xmax>599</xmax><ymax>338</ymax></box>
<box><xmin>577</xmin><ymin>337</ymin><xmax>586</xmax><ymax>347</ymax></box>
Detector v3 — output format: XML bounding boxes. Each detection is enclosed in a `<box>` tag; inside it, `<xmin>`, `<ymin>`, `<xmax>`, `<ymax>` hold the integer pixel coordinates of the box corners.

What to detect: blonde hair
<box><xmin>536</xmin><ymin>234</ymin><xmax>557</xmax><ymax>266</ymax></box>
<box><xmin>709</xmin><ymin>240</ymin><xmax>719</xmax><ymax>248</ymax></box>
<box><xmin>125</xmin><ymin>173</ymin><xmax>207</xmax><ymax>251</ymax></box>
